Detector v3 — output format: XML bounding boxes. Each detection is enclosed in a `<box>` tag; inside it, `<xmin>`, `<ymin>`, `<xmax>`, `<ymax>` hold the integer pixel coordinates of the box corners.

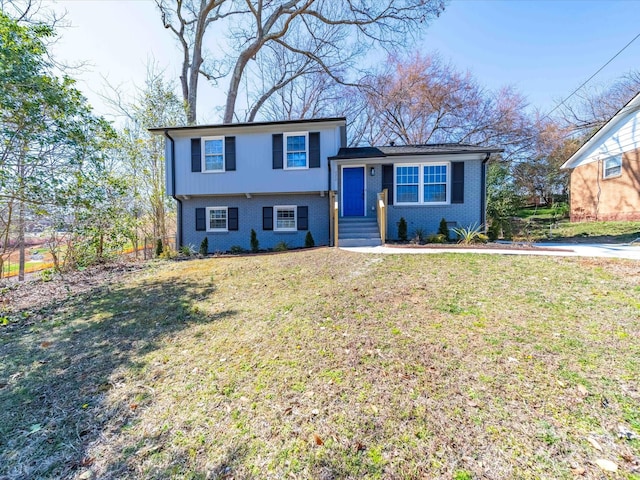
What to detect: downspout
<box><xmin>480</xmin><ymin>153</ymin><xmax>490</xmax><ymax>232</ymax></box>
<box><xmin>164</xmin><ymin>129</ymin><xmax>183</xmax><ymax>249</ymax></box>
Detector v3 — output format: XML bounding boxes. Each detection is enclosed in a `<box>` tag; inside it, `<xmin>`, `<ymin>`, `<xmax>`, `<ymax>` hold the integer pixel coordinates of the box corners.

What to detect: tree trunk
<box><xmin>18</xmin><ymin>199</ymin><xmax>25</xmax><ymax>281</ymax></box>
<box><xmin>224</xmin><ymin>51</ymin><xmax>255</xmax><ymax>123</ymax></box>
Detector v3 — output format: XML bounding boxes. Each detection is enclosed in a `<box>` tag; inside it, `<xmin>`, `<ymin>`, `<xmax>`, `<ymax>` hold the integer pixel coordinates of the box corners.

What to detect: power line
<box><xmin>545</xmin><ymin>31</ymin><xmax>640</xmax><ymax>119</ymax></box>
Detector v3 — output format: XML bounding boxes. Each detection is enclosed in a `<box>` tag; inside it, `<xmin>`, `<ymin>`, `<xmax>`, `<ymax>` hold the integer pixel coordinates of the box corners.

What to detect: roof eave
<box><xmin>329</xmin><ymin>147</ymin><xmax>503</xmax><ymax>161</ymax></box>
<box><xmin>148</xmin><ymin>116</ymin><xmax>347</xmax><ymax>134</ymax></box>
<box><xmin>561</xmin><ymin>91</ymin><xmax>640</xmax><ymax>170</ymax></box>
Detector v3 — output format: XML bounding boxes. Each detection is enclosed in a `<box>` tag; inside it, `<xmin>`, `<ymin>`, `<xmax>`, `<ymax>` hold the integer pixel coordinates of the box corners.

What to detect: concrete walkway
<box><xmin>341</xmin><ymin>242</ymin><xmax>640</xmax><ymax>260</ymax></box>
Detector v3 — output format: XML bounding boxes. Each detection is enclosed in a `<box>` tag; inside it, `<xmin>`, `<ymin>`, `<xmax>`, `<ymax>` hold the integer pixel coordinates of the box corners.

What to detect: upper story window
<box><xmin>202</xmin><ymin>136</ymin><xmax>225</xmax><ymax>172</ymax></box>
<box><xmin>603</xmin><ymin>155</ymin><xmax>622</xmax><ymax>179</ymax></box>
<box><xmin>285</xmin><ymin>132</ymin><xmax>308</xmax><ymax>169</ymax></box>
<box><xmin>396</xmin><ymin>163</ymin><xmax>449</xmax><ymax>205</ymax></box>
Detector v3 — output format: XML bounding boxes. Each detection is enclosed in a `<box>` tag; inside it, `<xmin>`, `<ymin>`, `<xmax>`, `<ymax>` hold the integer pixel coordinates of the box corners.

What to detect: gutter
<box><xmin>164</xmin><ymin>129</ymin><xmax>182</xmax><ymax>249</ymax></box>
<box><xmin>480</xmin><ymin>153</ymin><xmax>490</xmax><ymax>231</ymax></box>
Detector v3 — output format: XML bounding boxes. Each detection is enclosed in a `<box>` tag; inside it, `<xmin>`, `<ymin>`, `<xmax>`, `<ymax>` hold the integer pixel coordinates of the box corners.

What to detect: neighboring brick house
<box><xmin>150</xmin><ymin>118</ymin><xmax>502</xmax><ymax>252</ymax></box>
<box><xmin>561</xmin><ymin>92</ymin><xmax>640</xmax><ymax>222</ymax></box>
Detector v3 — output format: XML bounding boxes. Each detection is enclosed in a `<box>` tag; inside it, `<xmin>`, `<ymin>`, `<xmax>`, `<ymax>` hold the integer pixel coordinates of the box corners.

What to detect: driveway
<box><xmin>341</xmin><ymin>242</ymin><xmax>640</xmax><ymax>260</ymax></box>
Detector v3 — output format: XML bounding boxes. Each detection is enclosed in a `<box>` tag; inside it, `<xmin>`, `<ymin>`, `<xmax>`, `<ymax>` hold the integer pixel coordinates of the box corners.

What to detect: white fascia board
<box><xmin>333</xmin><ymin>152</ymin><xmax>487</xmax><ymax>165</ymax></box>
<box><xmin>561</xmin><ymin>92</ymin><xmax>640</xmax><ymax>170</ymax></box>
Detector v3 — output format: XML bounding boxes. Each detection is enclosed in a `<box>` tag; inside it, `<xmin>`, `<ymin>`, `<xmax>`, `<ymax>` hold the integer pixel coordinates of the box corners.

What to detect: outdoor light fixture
<box><xmin>370</xmin><ymin>167</ymin><xmax>375</xmax><ymax>176</ymax></box>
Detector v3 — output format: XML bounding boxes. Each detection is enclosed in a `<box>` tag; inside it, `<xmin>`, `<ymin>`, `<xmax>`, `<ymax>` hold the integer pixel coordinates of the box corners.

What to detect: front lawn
<box><xmin>1</xmin><ymin>250</ymin><xmax>639</xmax><ymax>479</ymax></box>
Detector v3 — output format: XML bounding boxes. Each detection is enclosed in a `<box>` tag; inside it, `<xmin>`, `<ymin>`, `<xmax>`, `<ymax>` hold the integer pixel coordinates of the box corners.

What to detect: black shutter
<box><xmin>272</xmin><ymin>134</ymin><xmax>283</xmax><ymax>169</ymax></box>
<box><xmin>382</xmin><ymin>164</ymin><xmax>394</xmax><ymax>205</ymax></box>
<box><xmin>191</xmin><ymin>138</ymin><xmax>201</xmax><ymax>172</ymax></box>
<box><xmin>309</xmin><ymin>132</ymin><xmax>320</xmax><ymax>168</ymax></box>
<box><xmin>225</xmin><ymin>137</ymin><xmax>236</xmax><ymax>171</ymax></box>
<box><xmin>263</xmin><ymin>206</ymin><xmax>273</xmax><ymax>230</ymax></box>
<box><xmin>451</xmin><ymin>161</ymin><xmax>464</xmax><ymax>204</ymax></box>
<box><xmin>195</xmin><ymin>208</ymin><xmax>206</xmax><ymax>231</ymax></box>
<box><xmin>228</xmin><ymin>207</ymin><xmax>238</xmax><ymax>231</ymax></box>
<box><xmin>297</xmin><ymin>206</ymin><xmax>308</xmax><ymax>230</ymax></box>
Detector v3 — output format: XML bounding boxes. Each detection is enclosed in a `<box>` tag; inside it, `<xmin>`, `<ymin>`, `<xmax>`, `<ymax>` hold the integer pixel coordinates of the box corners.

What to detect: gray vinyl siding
<box><xmin>386</xmin><ymin>159</ymin><xmax>483</xmax><ymax>238</ymax></box>
<box><xmin>182</xmin><ymin>194</ymin><xmax>330</xmax><ymax>252</ymax></box>
<box><xmin>170</xmin><ymin>125</ymin><xmax>341</xmax><ymax>196</ymax></box>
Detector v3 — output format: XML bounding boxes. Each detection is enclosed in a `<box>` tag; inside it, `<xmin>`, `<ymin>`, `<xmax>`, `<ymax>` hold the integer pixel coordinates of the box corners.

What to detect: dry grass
<box><xmin>1</xmin><ymin>250</ymin><xmax>639</xmax><ymax>479</ymax></box>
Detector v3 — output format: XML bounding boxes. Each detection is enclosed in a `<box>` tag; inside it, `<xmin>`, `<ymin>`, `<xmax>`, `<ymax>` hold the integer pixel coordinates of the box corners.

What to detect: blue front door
<box><xmin>343</xmin><ymin>167</ymin><xmax>365</xmax><ymax>216</ymax></box>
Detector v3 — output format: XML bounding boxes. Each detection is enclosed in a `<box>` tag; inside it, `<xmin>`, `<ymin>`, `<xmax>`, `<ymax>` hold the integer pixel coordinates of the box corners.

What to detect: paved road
<box><xmin>341</xmin><ymin>243</ymin><xmax>640</xmax><ymax>260</ymax></box>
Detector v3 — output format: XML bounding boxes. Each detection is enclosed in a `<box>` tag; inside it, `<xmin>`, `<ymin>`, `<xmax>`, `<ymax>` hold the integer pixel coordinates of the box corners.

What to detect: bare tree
<box><xmin>101</xmin><ymin>67</ymin><xmax>186</xmax><ymax>255</ymax></box>
<box><xmin>355</xmin><ymin>53</ymin><xmax>534</xmax><ymax>157</ymax></box>
<box><xmin>559</xmin><ymin>71</ymin><xmax>640</xmax><ymax>135</ymax></box>
<box><xmin>155</xmin><ymin>0</ymin><xmax>446</xmax><ymax>124</ymax></box>
<box><xmin>513</xmin><ymin>117</ymin><xmax>580</xmax><ymax>206</ymax></box>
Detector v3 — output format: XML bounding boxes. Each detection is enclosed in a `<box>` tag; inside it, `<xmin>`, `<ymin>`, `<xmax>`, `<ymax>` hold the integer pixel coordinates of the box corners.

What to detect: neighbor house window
<box><xmin>603</xmin><ymin>155</ymin><xmax>622</xmax><ymax>178</ymax></box>
<box><xmin>396</xmin><ymin>165</ymin><xmax>419</xmax><ymax>203</ymax></box>
<box><xmin>274</xmin><ymin>206</ymin><xmax>296</xmax><ymax>231</ymax></box>
<box><xmin>206</xmin><ymin>207</ymin><xmax>228</xmax><ymax>231</ymax></box>
<box><xmin>284</xmin><ymin>132</ymin><xmax>308</xmax><ymax>169</ymax></box>
<box><xmin>395</xmin><ymin>163</ymin><xmax>449</xmax><ymax>204</ymax></box>
<box><xmin>202</xmin><ymin>136</ymin><xmax>225</xmax><ymax>172</ymax></box>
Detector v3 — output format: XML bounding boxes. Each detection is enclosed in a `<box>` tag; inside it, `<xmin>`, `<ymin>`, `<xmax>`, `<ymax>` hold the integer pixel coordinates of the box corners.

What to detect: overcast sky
<box><xmin>48</xmin><ymin>0</ymin><xmax>640</xmax><ymax>124</ymax></box>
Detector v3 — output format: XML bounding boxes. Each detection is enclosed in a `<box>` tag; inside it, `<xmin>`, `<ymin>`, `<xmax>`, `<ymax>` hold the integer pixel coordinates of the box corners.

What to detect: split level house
<box><xmin>561</xmin><ymin>91</ymin><xmax>640</xmax><ymax>222</ymax></box>
<box><xmin>150</xmin><ymin>117</ymin><xmax>503</xmax><ymax>252</ymax></box>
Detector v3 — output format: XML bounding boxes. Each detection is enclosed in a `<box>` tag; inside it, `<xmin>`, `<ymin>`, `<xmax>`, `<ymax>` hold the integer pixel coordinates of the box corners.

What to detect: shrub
<box><xmin>274</xmin><ymin>241</ymin><xmax>289</xmax><ymax>252</ymax></box>
<box><xmin>552</xmin><ymin>202</ymin><xmax>569</xmax><ymax>219</ymax></box>
<box><xmin>487</xmin><ymin>221</ymin><xmax>500</xmax><ymax>241</ymax></box>
<box><xmin>425</xmin><ymin>233</ymin><xmax>446</xmax><ymax>244</ymax></box>
<box><xmin>155</xmin><ymin>238</ymin><xmax>163</xmax><ymax>257</ymax></box>
<box><xmin>160</xmin><ymin>245</ymin><xmax>177</xmax><ymax>259</ymax></box>
<box><xmin>40</xmin><ymin>268</ymin><xmax>54</xmax><ymax>282</ymax></box>
<box><xmin>250</xmin><ymin>229</ymin><xmax>259</xmax><ymax>253</ymax></box>
<box><xmin>438</xmin><ymin>218</ymin><xmax>450</xmax><ymax>241</ymax></box>
<box><xmin>304</xmin><ymin>231</ymin><xmax>315</xmax><ymax>248</ymax></box>
<box><xmin>199</xmin><ymin>237</ymin><xmax>209</xmax><ymax>256</ymax></box>
<box><xmin>397</xmin><ymin>217</ymin><xmax>408</xmax><ymax>242</ymax></box>
<box><xmin>179</xmin><ymin>244</ymin><xmax>197</xmax><ymax>256</ymax></box>
<box><xmin>229</xmin><ymin>245</ymin><xmax>246</xmax><ymax>254</ymax></box>
<box><xmin>410</xmin><ymin>228</ymin><xmax>427</xmax><ymax>244</ymax></box>
<box><xmin>452</xmin><ymin>223</ymin><xmax>484</xmax><ymax>244</ymax></box>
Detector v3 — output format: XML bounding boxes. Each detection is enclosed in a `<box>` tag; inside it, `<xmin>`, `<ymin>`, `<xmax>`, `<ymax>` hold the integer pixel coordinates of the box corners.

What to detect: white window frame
<box><xmin>274</xmin><ymin>205</ymin><xmax>297</xmax><ymax>231</ymax></box>
<box><xmin>202</xmin><ymin>136</ymin><xmax>225</xmax><ymax>173</ymax></box>
<box><xmin>395</xmin><ymin>164</ymin><xmax>420</xmax><ymax>204</ymax></box>
<box><xmin>284</xmin><ymin>132</ymin><xmax>309</xmax><ymax>170</ymax></box>
<box><xmin>206</xmin><ymin>206</ymin><xmax>228</xmax><ymax>232</ymax></box>
<box><xmin>603</xmin><ymin>155</ymin><xmax>622</xmax><ymax>179</ymax></box>
<box><xmin>394</xmin><ymin>162</ymin><xmax>450</xmax><ymax>206</ymax></box>
<box><xmin>422</xmin><ymin>164</ymin><xmax>449</xmax><ymax>203</ymax></box>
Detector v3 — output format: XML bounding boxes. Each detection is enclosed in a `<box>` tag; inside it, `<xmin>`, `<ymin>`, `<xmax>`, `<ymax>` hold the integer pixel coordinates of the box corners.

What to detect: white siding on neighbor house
<box><xmin>575</xmin><ymin>106</ymin><xmax>640</xmax><ymax>166</ymax></box>
<box><xmin>166</xmin><ymin>123</ymin><xmax>342</xmax><ymax>196</ymax></box>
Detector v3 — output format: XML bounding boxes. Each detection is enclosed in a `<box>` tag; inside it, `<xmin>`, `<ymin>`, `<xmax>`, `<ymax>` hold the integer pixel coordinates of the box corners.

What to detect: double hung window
<box><xmin>284</xmin><ymin>133</ymin><xmax>308</xmax><ymax>169</ymax></box>
<box><xmin>202</xmin><ymin>137</ymin><xmax>224</xmax><ymax>172</ymax></box>
<box><xmin>396</xmin><ymin>163</ymin><xmax>449</xmax><ymax>204</ymax></box>
<box><xmin>274</xmin><ymin>206</ymin><xmax>297</xmax><ymax>231</ymax></box>
<box><xmin>206</xmin><ymin>207</ymin><xmax>227</xmax><ymax>231</ymax></box>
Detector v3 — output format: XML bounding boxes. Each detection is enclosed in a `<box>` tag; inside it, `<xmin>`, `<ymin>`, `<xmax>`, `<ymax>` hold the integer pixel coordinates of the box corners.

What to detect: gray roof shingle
<box><xmin>329</xmin><ymin>143</ymin><xmax>503</xmax><ymax>160</ymax></box>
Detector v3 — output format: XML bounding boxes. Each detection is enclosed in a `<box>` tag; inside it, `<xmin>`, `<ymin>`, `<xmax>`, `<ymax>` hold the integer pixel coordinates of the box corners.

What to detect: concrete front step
<box><xmin>338</xmin><ymin>217</ymin><xmax>381</xmax><ymax>246</ymax></box>
<box><xmin>339</xmin><ymin>238</ymin><xmax>383</xmax><ymax>247</ymax></box>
